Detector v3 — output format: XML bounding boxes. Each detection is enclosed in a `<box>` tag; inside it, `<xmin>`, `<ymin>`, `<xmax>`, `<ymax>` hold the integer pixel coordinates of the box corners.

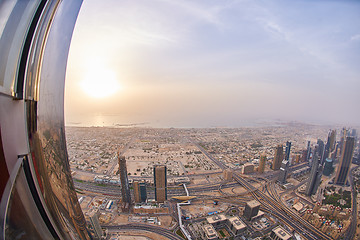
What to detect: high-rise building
<box><xmin>334</xmin><ymin>137</ymin><xmax>355</xmax><ymax>185</ymax></box>
<box><xmin>278</xmin><ymin>160</ymin><xmax>289</xmax><ymax>184</ymax></box>
<box><xmin>223</xmin><ymin>169</ymin><xmax>233</xmax><ymax>181</ymax></box>
<box><xmin>243</xmin><ymin>200</ymin><xmax>260</xmax><ymax>221</ymax></box>
<box><xmin>154</xmin><ymin>165</ymin><xmax>167</xmax><ymax>202</ymax></box>
<box><xmin>258</xmin><ymin>155</ymin><xmax>266</xmax><ymax>173</ymax></box>
<box><xmin>118</xmin><ymin>155</ymin><xmax>131</xmax><ymax>208</ymax></box>
<box><xmin>329</xmin><ymin>130</ymin><xmax>336</xmax><ymax>152</ymax></box>
<box><xmin>301</xmin><ymin>149</ymin><xmax>308</xmax><ymax>163</ymax></box>
<box><xmin>89</xmin><ymin>210</ymin><xmax>103</xmax><ymax>239</ymax></box>
<box><xmin>295</xmin><ymin>154</ymin><xmax>301</xmax><ymax>164</ymax></box>
<box><xmin>339</xmin><ymin>128</ymin><xmax>348</xmax><ymax>158</ymax></box>
<box><xmin>306</xmin><ymin>141</ymin><xmax>311</xmax><ymax>162</ymax></box>
<box><xmin>316</xmin><ymin>139</ymin><xmax>325</xmax><ymax>163</ymax></box>
<box><xmin>272</xmin><ymin>145</ymin><xmax>283</xmax><ymax>170</ymax></box>
<box><xmin>285</xmin><ymin>141</ymin><xmax>291</xmax><ymax>161</ymax></box>
<box><xmin>323</xmin><ymin>158</ymin><xmax>334</xmax><ymax>176</ymax></box>
<box><xmin>305</xmin><ymin>152</ymin><xmax>322</xmax><ymax>196</ymax></box>
<box><xmin>133</xmin><ymin>180</ymin><xmax>147</xmax><ymax>203</ymax></box>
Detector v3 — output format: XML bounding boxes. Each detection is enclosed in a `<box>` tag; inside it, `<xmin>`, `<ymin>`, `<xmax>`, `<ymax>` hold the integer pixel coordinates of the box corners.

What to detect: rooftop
<box><xmin>247</xmin><ymin>200</ymin><xmax>261</xmax><ymax>208</ymax></box>
<box><xmin>207</xmin><ymin>214</ymin><xmax>227</xmax><ymax>224</ymax></box>
<box><xmin>272</xmin><ymin>226</ymin><xmax>292</xmax><ymax>240</ymax></box>
<box><xmin>203</xmin><ymin>224</ymin><xmax>218</xmax><ymax>237</ymax></box>
<box><xmin>228</xmin><ymin>216</ymin><xmax>246</xmax><ymax>230</ymax></box>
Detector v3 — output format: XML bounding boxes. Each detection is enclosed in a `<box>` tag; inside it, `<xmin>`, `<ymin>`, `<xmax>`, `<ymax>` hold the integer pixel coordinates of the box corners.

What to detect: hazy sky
<box><xmin>65</xmin><ymin>0</ymin><xmax>360</xmax><ymax>128</ymax></box>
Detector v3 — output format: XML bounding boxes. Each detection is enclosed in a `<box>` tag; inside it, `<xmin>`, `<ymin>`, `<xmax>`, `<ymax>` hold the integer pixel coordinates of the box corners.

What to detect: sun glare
<box><xmin>80</xmin><ymin>67</ymin><xmax>121</xmax><ymax>98</ymax></box>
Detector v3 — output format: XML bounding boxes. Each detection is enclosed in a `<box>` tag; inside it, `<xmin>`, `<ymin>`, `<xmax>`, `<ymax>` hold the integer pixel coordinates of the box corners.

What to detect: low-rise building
<box><xmin>242</xmin><ymin>163</ymin><xmax>255</xmax><ymax>174</ymax></box>
<box><xmin>203</xmin><ymin>224</ymin><xmax>218</xmax><ymax>240</ymax></box>
<box><xmin>270</xmin><ymin>226</ymin><xmax>292</xmax><ymax>240</ymax></box>
<box><xmin>207</xmin><ymin>214</ymin><xmax>227</xmax><ymax>227</ymax></box>
<box><xmin>227</xmin><ymin>216</ymin><xmax>246</xmax><ymax>235</ymax></box>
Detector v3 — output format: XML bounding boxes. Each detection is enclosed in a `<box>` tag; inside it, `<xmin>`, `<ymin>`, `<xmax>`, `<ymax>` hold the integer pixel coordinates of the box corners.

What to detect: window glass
<box><xmin>0</xmin><ymin>0</ymin><xmax>39</xmax><ymax>95</ymax></box>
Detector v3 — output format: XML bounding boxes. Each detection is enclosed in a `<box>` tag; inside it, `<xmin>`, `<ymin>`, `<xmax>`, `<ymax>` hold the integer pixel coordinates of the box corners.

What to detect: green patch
<box><xmin>95</xmin><ymin>183</ymin><xmax>107</xmax><ymax>187</ymax></box>
<box><xmin>176</xmin><ymin>229</ymin><xmax>186</xmax><ymax>239</ymax></box>
<box><xmin>219</xmin><ymin>230</ymin><xmax>225</xmax><ymax>237</ymax></box>
<box><xmin>323</xmin><ymin>189</ymin><xmax>351</xmax><ymax>209</ymax></box>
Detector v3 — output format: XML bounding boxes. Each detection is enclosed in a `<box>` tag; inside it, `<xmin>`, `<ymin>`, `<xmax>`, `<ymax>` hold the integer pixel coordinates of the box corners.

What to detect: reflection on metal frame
<box><xmin>0</xmin><ymin>0</ymin><xmax>91</xmax><ymax>239</ymax></box>
<box><xmin>0</xmin><ymin>0</ymin><xmax>39</xmax><ymax>95</ymax></box>
<box><xmin>0</xmin><ymin>156</ymin><xmax>55</xmax><ymax>239</ymax></box>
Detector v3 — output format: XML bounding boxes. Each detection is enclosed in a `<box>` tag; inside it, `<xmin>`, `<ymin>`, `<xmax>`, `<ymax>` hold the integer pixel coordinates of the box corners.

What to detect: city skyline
<box><xmin>65</xmin><ymin>0</ymin><xmax>360</xmax><ymax>128</ymax></box>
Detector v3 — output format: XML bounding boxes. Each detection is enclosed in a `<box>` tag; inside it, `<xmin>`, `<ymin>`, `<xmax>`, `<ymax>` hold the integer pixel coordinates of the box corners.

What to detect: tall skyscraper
<box><xmin>323</xmin><ymin>158</ymin><xmax>334</xmax><ymax>176</ymax></box>
<box><xmin>133</xmin><ymin>180</ymin><xmax>147</xmax><ymax>203</ymax></box>
<box><xmin>306</xmin><ymin>141</ymin><xmax>311</xmax><ymax>163</ymax></box>
<box><xmin>305</xmin><ymin>152</ymin><xmax>322</xmax><ymax>196</ymax></box>
<box><xmin>339</xmin><ymin>128</ymin><xmax>348</xmax><ymax>158</ymax></box>
<box><xmin>329</xmin><ymin>130</ymin><xmax>336</xmax><ymax>152</ymax></box>
<box><xmin>278</xmin><ymin>160</ymin><xmax>289</xmax><ymax>184</ymax></box>
<box><xmin>258</xmin><ymin>155</ymin><xmax>266</xmax><ymax>173</ymax></box>
<box><xmin>334</xmin><ymin>137</ymin><xmax>355</xmax><ymax>185</ymax></box>
<box><xmin>285</xmin><ymin>141</ymin><xmax>291</xmax><ymax>161</ymax></box>
<box><xmin>317</xmin><ymin>139</ymin><xmax>325</xmax><ymax>163</ymax></box>
<box><xmin>272</xmin><ymin>145</ymin><xmax>283</xmax><ymax>170</ymax></box>
<box><xmin>89</xmin><ymin>210</ymin><xmax>103</xmax><ymax>239</ymax></box>
<box><xmin>118</xmin><ymin>155</ymin><xmax>131</xmax><ymax>207</ymax></box>
<box><xmin>301</xmin><ymin>149</ymin><xmax>308</xmax><ymax>163</ymax></box>
<box><xmin>154</xmin><ymin>165</ymin><xmax>167</xmax><ymax>202</ymax></box>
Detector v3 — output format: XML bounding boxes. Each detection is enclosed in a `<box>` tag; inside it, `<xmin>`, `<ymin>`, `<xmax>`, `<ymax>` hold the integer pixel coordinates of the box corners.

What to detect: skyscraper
<box><xmin>301</xmin><ymin>149</ymin><xmax>308</xmax><ymax>163</ymax></box>
<box><xmin>316</xmin><ymin>139</ymin><xmax>325</xmax><ymax>164</ymax></box>
<box><xmin>154</xmin><ymin>165</ymin><xmax>167</xmax><ymax>202</ymax></box>
<box><xmin>272</xmin><ymin>145</ymin><xmax>283</xmax><ymax>170</ymax></box>
<box><xmin>243</xmin><ymin>200</ymin><xmax>260</xmax><ymax>221</ymax></box>
<box><xmin>258</xmin><ymin>155</ymin><xmax>266</xmax><ymax>173</ymax></box>
<box><xmin>334</xmin><ymin>137</ymin><xmax>355</xmax><ymax>185</ymax></box>
<box><xmin>306</xmin><ymin>141</ymin><xmax>311</xmax><ymax>163</ymax></box>
<box><xmin>118</xmin><ymin>155</ymin><xmax>131</xmax><ymax>208</ymax></box>
<box><xmin>339</xmin><ymin>128</ymin><xmax>348</xmax><ymax>159</ymax></box>
<box><xmin>278</xmin><ymin>160</ymin><xmax>289</xmax><ymax>184</ymax></box>
<box><xmin>323</xmin><ymin>158</ymin><xmax>334</xmax><ymax>176</ymax></box>
<box><xmin>329</xmin><ymin>130</ymin><xmax>336</xmax><ymax>152</ymax></box>
<box><xmin>89</xmin><ymin>210</ymin><xmax>103</xmax><ymax>239</ymax></box>
<box><xmin>305</xmin><ymin>152</ymin><xmax>322</xmax><ymax>196</ymax></box>
<box><xmin>133</xmin><ymin>180</ymin><xmax>147</xmax><ymax>203</ymax></box>
<box><xmin>285</xmin><ymin>141</ymin><xmax>291</xmax><ymax>161</ymax></box>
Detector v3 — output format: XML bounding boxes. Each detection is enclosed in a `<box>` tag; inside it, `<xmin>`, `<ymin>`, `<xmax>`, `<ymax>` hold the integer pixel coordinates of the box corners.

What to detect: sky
<box><xmin>65</xmin><ymin>0</ymin><xmax>360</xmax><ymax>128</ymax></box>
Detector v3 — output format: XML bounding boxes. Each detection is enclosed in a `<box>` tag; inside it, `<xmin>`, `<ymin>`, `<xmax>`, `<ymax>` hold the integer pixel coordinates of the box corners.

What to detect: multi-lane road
<box><xmin>74</xmin><ymin>179</ymin><xmax>242</xmax><ymax>197</ymax></box>
<box><xmin>343</xmin><ymin>166</ymin><xmax>359</xmax><ymax>240</ymax></box>
<box><xmin>104</xmin><ymin>224</ymin><xmax>183</xmax><ymax>240</ymax></box>
<box><xmin>193</xmin><ymin>140</ymin><xmax>333</xmax><ymax>240</ymax></box>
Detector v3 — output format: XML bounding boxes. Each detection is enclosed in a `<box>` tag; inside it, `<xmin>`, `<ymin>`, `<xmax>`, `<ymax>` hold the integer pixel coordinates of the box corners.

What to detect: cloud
<box><xmin>350</xmin><ymin>34</ymin><xmax>360</xmax><ymax>41</ymax></box>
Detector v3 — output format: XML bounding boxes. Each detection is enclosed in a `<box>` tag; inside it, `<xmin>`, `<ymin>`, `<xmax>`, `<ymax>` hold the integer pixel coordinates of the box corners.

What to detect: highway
<box><xmin>343</xmin><ymin>166</ymin><xmax>359</xmax><ymax>240</ymax></box>
<box><xmin>233</xmin><ymin>173</ymin><xmax>331</xmax><ymax>240</ymax></box>
<box><xmin>194</xmin><ymin>140</ymin><xmax>332</xmax><ymax>240</ymax></box>
<box><xmin>74</xmin><ymin>179</ymin><xmax>243</xmax><ymax>197</ymax></box>
<box><xmin>103</xmin><ymin>224</ymin><xmax>183</xmax><ymax>240</ymax></box>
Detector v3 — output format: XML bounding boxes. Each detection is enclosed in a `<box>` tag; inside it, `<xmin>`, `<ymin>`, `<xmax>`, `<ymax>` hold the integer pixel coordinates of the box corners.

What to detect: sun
<box><xmin>80</xmin><ymin>66</ymin><xmax>121</xmax><ymax>98</ymax></box>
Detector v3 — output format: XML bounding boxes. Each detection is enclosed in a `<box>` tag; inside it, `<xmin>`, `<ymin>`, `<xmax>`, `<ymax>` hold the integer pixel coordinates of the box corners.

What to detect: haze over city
<box><xmin>2</xmin><ymin>1</ymin><xmax>360</xmax><ymax>240</ymax></box>
<box><xmin>65</xmin><ymin>0</ymin><xmax>360</xmax><ymax>127</ymax></box>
